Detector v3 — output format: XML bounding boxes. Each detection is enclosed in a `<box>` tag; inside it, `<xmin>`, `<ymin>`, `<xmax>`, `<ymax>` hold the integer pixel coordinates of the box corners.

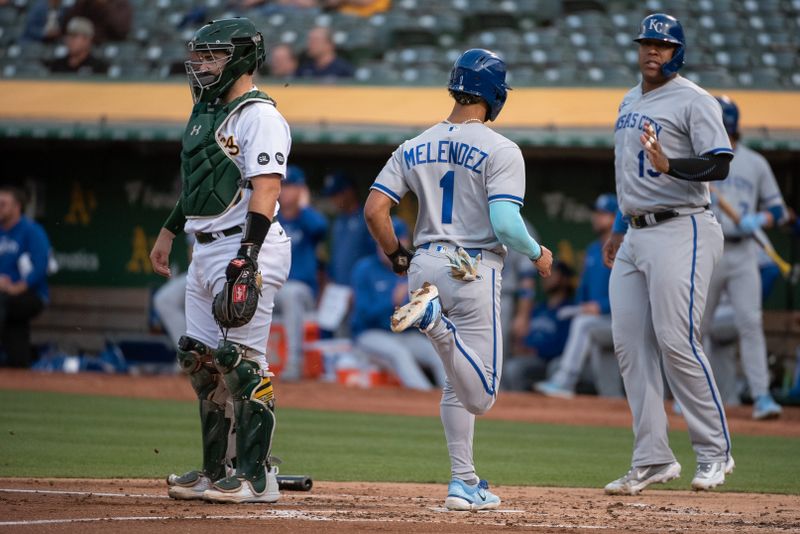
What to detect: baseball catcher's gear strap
<box><xmin>177</xmin><ymin>335</ymin><xmax>220</xmax><ymax>400</ymax></box>
<box><xmin>386</xmin><ymin>241</ymin><xmax>413</xmax><ymax>274</ymax></box>
<box><xmin>667</xmin><ymin>154</ymin><xmax>731</xmax><ymax>182</ymax></box>
<box><xmin>213</xmin><ymin>259</ymin><xmax>262</xmax><ymax>329</ymax></box>
<box><xmin>199</xmin><ymin>399</ymin><xmax>230</xmax><ymax>482</ymax></box>
<box><xmin>163</xmin><ymin>200</ymin><xmax>186</xmax><ymax>236</ymax></box>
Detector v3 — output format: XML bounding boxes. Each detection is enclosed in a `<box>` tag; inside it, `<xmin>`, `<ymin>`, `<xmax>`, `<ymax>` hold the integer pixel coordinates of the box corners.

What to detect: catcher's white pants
<box><xmin>185</xmin><ymin>224</ymin><xmax>291</xmax><ymax>370</ymax></box>
<box><xmin>408</xmin><ymin>244</ymin><xmax>504</xmax><ymax>482</ymax></box>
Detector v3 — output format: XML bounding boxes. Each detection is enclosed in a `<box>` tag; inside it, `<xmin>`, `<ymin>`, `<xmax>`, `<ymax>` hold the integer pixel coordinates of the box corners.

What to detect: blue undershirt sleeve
<box><xmin>489</xmin><ymin>201</ymin><xmax>541</xmax><ymax>260</ymax></box>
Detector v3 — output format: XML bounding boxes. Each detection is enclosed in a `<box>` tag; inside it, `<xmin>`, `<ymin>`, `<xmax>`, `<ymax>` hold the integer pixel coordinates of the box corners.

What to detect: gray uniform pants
<box><xmin>701</xmin><ymin>239</ymin><xmax>770</xmax><ymax>399</ymax></box>
<box><xmin>551</xmin><ymin>313</ymin><xmax>613</xmax><ymax>390</ymax></box>
<box><xmin>610</xmin><ymin>212</ymin><xmax>731</xmax><ymax>466</ymax></box>
<box><xmin>408</xmin><ymin>244</ymin><xmax>504</xmax><ymax>481</ymax></box>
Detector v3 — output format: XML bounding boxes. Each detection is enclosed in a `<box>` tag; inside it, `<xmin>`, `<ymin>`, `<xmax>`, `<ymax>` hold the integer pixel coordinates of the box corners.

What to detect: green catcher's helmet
<box><xmin>185</xmin><ymin>18</ymin><xmax>266</xmax><ymax>104</ymax></box>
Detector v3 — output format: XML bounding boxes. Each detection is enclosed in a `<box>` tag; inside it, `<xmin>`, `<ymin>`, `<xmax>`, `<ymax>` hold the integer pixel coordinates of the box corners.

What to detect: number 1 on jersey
<box><xmin>637</xmin><ymin>150</ymin><xmax>661</xmax><ymax>178</ymax></box>
<box><xmin>440</xmin><ymin>170</ymin><xmax>455</xmax><ymax>224</ymax></box>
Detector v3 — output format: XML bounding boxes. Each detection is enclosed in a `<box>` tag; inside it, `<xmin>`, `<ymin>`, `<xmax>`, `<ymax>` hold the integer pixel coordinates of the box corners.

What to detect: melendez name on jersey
<box><xmin>612</xmin><ymin>76</ymin><xmax>733</xmax><ymax>215</ymax></box>
<box><xmin>371</xmin><ymin>122</ymin><xmax>525</xmax><ymax>253</ymax></box>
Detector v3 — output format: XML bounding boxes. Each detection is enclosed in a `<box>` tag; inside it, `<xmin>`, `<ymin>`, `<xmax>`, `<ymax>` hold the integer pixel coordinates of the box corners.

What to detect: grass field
<box><xmin>1</xmin><ymin>390</ymin><xmax>798</xmax><ymax>494</ymax></box>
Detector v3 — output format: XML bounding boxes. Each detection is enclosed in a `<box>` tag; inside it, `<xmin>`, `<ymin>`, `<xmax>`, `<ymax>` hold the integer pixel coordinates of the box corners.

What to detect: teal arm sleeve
<box><xmin>489</xmin><ymin>201</ymin><xmax>542</xmax><ymax>260</ymax></box>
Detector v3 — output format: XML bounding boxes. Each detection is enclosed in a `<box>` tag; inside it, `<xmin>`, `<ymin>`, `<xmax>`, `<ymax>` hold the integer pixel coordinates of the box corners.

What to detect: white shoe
<box><xmin>203</xmin><ymin>466</ymin><xmax>280</xmax><ymax>503</ymax></box>
<box><xmin>167</xmin><ymin>470</ymin><xmax>214</xmax><ymax>500</ymax></box>
<box><xmin>691</xmin><ymin>456</ymin><xmax>735</xmax><ymax>491</ymax></box>
<box><xmin>391</xmin><ymin>282</ymin><xmax>441</xmax><ymax>333</ymax></box>
<box><xmin>604</xmin><ymin>461</ymin><xmax>681</xmax><ymax>495</ymax></box>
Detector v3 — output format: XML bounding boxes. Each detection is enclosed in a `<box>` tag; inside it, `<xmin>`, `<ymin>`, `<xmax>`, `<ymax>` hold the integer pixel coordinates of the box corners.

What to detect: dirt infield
<box><xmin>1</xmin><ymin>370</ymin><xmax>799</xmax><ymax>533</ymax></box>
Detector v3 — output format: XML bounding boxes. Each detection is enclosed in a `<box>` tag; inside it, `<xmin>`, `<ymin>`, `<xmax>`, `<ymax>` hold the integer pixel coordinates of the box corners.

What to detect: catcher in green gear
<box><xmin>149</xmin><ymin>17</ymin><xmax>293</xmax><ymax>504</ymax></box>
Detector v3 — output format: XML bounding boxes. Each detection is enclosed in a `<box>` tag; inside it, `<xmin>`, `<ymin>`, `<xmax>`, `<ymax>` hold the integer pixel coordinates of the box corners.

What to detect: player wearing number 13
<box><xmin>603</xmin><ymin>13</ymin><xmax>735</xmax><ymax>495</ymax></box>
<box><xmin>365</xmin><ymin>48</ymin><xmax>553</xmax><ymax>511</ymax></box>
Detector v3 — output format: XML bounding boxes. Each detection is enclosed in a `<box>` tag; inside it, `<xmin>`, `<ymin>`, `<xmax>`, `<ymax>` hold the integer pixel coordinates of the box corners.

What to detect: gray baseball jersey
<box><xmin>371</xmin><ymin>120</ymin><xmax>524</xmax><ymax>483</ymax></box>
<box><xmin>614</xmin><ymin>75</ymin><xmax>733</xmax><ymax>215</ymax></box>
<box><xmin>372</xmin><ymin>121</ymin><xmax>525</xmax><ymax>254</ymax></box>
<box><xmin>712</xmin><ymin>143</ymin><xmax>786</xmax><ymax>238</ymax></box>
<box><xmin>609</xmin><ymin>75</ymin><xmax>732</xmax><ymax>471</ymax></box>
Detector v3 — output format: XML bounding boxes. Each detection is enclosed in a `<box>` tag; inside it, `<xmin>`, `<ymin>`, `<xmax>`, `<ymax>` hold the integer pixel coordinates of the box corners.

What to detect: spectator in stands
<box><xmin>62</xmin><ymin>0</ymin><xmax>132</xmax><ymax>44</ymax></box>
<box><xmin>47</xmin><ymin>17</ymin><xmax>108</xmax><ymax>75</ymax></box>
<box><xmin>296</xmin><ymin>26</ymin><xmax>354</xmax><ymax>80</ymax></box>
<box><xmin>503</xmin><ymin>261</ymin><xmax>576</xmax><ymax>391</ymax></box>
<box><xmin>534</xmin><ymin>194</ymin><xmax>616</xmax><ymax>398</ymax></box>
<box><xmin>22</xmin><ymin>0</ymin><xmax>66</xmax><ymax>42</ymax></box>
<box><xmin>323</xmin><ymin>172</ymin><xmax>375</xmax><ymax>287</ymax></box>
<box><xmin>274</xmin><ymin>165</ymin><xmax>328</xmax><ymax>380</ymax></box>
<box><xmin>0</xmin><ymin>185</ymin><xmax>51</xmax><ymax>368</ymax></box>
<box><xmin>268</xmin><ymin>44</ymin><xmax>298</xmax><ymax>80</ymax></box>
<box><xmin>229</xmin><ymin>0</ymin><xmax>319</xmax><ymax>16</ymax></box>
<box><xmin>351</xmin><ymin>217</ymin><xmax>446</xmax><ymax>390</ymax></box>
<box><xmin>321</xmin><ymin>0</ymin><xmax>390</xmax><ymax>17</ymax></box>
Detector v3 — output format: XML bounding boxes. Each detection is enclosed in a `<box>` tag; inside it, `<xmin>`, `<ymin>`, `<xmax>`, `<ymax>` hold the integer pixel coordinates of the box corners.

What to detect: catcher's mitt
<box><xmin>212</xmin><ymin>257</ymin><xmax>262</xmax><ymax>329</ymax></box>
<box><xmin>446</xmin><ymin>247</ymin><xmax>482</xmax><ymax>281</ymax></box>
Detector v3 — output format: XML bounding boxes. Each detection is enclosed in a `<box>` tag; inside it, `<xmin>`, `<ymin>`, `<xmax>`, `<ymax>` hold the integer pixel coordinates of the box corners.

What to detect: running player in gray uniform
<box><xmin>363</xmin><ymin>49</ymin><xmax>553</xmax><ymax>511</ymax></box>
<box><xmin>702</xmin><ymin>96</ymin><xmax>787</xmax><ymax>420</ymax></box>
<box><xmin>602</xmin><ymin>14</ymin><xmax>735</xmax><ymax>495</ymax></box>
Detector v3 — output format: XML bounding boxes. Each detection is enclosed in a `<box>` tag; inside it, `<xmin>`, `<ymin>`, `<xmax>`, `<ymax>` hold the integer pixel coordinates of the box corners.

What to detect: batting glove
<box><xmin>738</xmin><ymin>213</ymin><xmax>767</xmax><ymax>235</ymax></box>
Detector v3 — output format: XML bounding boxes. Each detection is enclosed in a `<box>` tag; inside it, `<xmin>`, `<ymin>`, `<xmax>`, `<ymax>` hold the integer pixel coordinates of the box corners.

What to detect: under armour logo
<box><xmin>190</xmin><ymin>125</ymin><xmax>202</xmax><ymax>136</ymax></box>
<box><xmin>648</xmin><ymin>20</ymin><xmax>665</xmax><ymax>32</ymax></box>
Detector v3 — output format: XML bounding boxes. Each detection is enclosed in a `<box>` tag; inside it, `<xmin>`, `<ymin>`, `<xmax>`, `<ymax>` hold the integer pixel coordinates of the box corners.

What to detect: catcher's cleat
<box><xmin>691</xmin><ymin>456</ymin><xmax>734</xmax><ymax>491</ymax></box>
<box><xmin>167</xmin><ymin>470</ymin><xmax>215</xmax><ymax>500</ymax></box>
<box><xmin>203</xmin><ymin>466</ymin><xmax>280</xmax><ymax>504</ymax></box>
<box><xmin>604</xmin><ymin>461</ymin><xmax>681</xmax><ymax>495</ymax></box>
<box><xmin>391</xmin><ymin>282</ymin><xmax>441</xmax><ymax>333</ymax></box>
<box><xmin>444</xmin><ymin>478</ymin><xmax>501</xmax><ymax>511</ymax></box>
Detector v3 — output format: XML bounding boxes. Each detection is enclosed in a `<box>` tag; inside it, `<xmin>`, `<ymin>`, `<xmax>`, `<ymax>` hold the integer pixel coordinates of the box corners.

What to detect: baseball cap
<box><xmin>593</xmin><ymin>193</ymin><xmax>618</xmax><ymax>214</ymax></box>
<box><xmin>321</xmin><ymin>172</ymin><xmax>355</xmax><ymax>197</ymax></box>
<box><xmin>392</xmin><ymin>216</ymin><xmax>409</xmax><ymax>240</ymax></box>
<box><xmin>66</xmin><ymin>17</ymin><xmax>94</xmax><ymax>38</ymax></box>
<box><xmin>284</xmin><ymin>165</ymin><xmax>306</xmax><ymax>186</ymax></box>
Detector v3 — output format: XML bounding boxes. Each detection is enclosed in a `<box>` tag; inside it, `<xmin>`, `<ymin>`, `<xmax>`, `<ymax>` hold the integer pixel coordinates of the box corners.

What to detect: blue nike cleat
<box><xmin>391</xmin><ymin>282</ymin><xmax>441</xmax><ymax>333</ymax></box>
<box><xmin>444</xmin><ymin>478</ymin><xmax>501</xmax><ymax>511</ymax></box>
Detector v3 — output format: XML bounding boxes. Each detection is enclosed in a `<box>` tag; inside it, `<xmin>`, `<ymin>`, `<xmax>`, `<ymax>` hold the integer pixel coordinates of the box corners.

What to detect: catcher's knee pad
<box><xmin>213</xmin><ymin>341</ymin><xmax>274</xmax><ymax>407</ymax></box>
<box><xmin>177</xmin><ymin>335</ymin><xmax>219</xmax><ymax>401</ymax></box>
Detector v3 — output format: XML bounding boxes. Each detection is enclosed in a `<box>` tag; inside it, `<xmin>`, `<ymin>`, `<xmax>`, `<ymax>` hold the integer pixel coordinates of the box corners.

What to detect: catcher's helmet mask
<box><xmin>633</xmin><ymin>13</ymin><xmax>685</xmax><ymax>77</ymax></box>
<box><xmin>185</xmin><ymin>18</ymin><xmax>266</xmax><ymax>104</ymax></box>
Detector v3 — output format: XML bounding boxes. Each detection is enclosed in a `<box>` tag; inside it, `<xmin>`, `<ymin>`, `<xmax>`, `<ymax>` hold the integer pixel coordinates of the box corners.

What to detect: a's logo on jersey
<box><xmin>275</xmin><ymin>152</ymin><xmax>285</xmax><ymax>165</ymax></box>
<box><xmin>257</xmin><ymin>152</ymin><xmax>270</xmax><ymax>165</ymax></box>
<box><xmin>220</xmin><ymin>135</ymin><xmax>240</xmax><ymax>156</ymax></box>
<box><xmin>190</xmin><ymin>124</ymin><xmax>202</xmax><ymax>136</ymax></box>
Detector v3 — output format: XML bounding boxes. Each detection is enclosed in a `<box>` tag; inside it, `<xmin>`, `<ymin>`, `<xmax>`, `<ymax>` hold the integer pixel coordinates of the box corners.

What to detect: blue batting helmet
<box><xmin>448</xmin><ymin>48</ymin><xmax>510</xmax><ymax>122</ymax></box>
<box><xmin>715</xmin><ymin>95</ymin><xmax>739</xmax><ymax>137</ymax></box>
<box><xmin>634</xmin><ymin>13</ymin><xmax>685</xmax><ymax>77</ymax></box>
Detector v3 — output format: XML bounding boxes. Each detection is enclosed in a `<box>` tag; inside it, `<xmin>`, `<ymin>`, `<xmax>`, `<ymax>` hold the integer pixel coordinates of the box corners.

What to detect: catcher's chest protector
<box><xmin>180</xmin><ymin>90</ymin><xmax>272</xmax><ymax>217</ymax></box>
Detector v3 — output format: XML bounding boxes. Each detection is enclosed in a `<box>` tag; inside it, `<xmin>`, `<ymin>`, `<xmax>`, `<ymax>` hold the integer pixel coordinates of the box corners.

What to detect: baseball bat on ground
<box><xmin>277</xmin><ymin>475</ymin><xmax>313</xmax><ymax>491</ymax></box>
<box><xmin>710</xmin><ymin>186</ymin><xmax>792</xmax><ymax>278</ymax></box>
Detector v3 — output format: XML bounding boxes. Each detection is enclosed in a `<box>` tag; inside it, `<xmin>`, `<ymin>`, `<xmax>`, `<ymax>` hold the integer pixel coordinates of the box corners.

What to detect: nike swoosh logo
<box><xmin>636</xmin><ymin>469</ymin><xmax>649</xmax><ymax>480</ymax></box>
<box><xmin>477</xmin><ymin>490</ymin><xmax>487</xmax><ymax>500</ymax></box>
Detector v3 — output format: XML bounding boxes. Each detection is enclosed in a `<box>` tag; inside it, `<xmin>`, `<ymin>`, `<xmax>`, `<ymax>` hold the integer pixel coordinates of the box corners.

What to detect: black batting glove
<box><xmin>386</xmin><ymin>242</ymin><xmax>413</xmax><ymax>274</ymax></box>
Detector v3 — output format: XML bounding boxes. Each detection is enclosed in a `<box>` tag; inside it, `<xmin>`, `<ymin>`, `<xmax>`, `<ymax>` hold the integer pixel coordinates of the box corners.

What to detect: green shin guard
<box><xmin>177</xmin><ymin>336</ymin><xmax>228</xmax><ymax>482</ymax></box>
<box><xmin>199</xmin><ymin>399</ymin><xmax>230</xmax><ymax>482</ymax></box>
<box><xmin>214</xmin><ymin>341</ymin><xmax>276</xmax><ymax>493</ymax></box>
<box><xmin>231</xmin><ymin>399</ymin><xmax>275</xmax><ymax>491</ymax></box>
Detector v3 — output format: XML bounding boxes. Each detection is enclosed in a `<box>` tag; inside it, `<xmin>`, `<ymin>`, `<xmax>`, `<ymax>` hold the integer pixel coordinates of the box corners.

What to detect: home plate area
<box><xmin>1</xmin><ymin>478</ymin><xmax>798</xmax><ymax>533</ymax></box>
